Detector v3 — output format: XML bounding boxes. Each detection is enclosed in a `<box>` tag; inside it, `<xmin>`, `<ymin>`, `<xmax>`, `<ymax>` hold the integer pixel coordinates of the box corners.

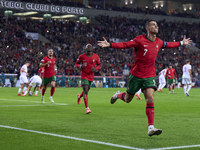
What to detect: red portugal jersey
<box><xmin>38</xmin><ymin>67</ymin><xmax>45</xmax><ymax>78</ymax></box>
<box><xmin>111</xmin><ymin>35</ymin><xmax>180</xmax><ymax>78</ymax></box>
<box><xmin>166</xmin><ymin>68</ymin><xmax>177</xmax><ymax>79</ymax></box>
<box><xmin>76</xmin><ymin>53</ymin><xmax>100</xmax><ymax>81</ymax></box>
<box><xmin>41</xmin><ymin>56</ymin><xmax>56</xmax><ymax>78</ymax></box>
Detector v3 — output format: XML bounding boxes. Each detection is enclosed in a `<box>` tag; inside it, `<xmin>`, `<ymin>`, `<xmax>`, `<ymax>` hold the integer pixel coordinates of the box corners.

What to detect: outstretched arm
<box><xmin>98</xmin><ymin>37</ymin><xmax>138</xmax><ymax>49</ymax></box>
<box><xmin>97</xmin><ymin>37</ymin><xmax>110</xmax><ymax>48</ymax></box>
<box><xmin>164</xmin><ymin>35</ymin><xmax>192</xmax><ymax>48</ymax></box>
<box><xmin>182</xmin><ymin>35</ymin><xmax>193</xmax><ymax>46</ymax></box>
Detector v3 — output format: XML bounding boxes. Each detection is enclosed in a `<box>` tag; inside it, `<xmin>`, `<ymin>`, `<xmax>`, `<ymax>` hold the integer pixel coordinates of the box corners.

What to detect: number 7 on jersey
<box><xmin>143</xmin><ymin>49</ymin><xmax>148</xmax><ymax>56</ymax></box>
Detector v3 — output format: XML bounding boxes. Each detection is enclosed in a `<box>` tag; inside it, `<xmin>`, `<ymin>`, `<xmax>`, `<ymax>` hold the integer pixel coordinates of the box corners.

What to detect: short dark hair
<box><xmin>186</xmin><ymin>59</ymin><xmax>190</xmax><ymax>63</ymax></box>
<box><xmin>26</xmin><ymin>61</ymin><xmax>30</xmax><ymax>64</ymax></box>
<box><xmin>48</xmin><ymin>48</ymin><xmax>54</xmax><ymax>51</ymax></box>
<box><xmin>145</xmin><ymin>20</ymin><xmax>156</xmax><ymax>28</ymax></box>
<box><xmin>86</xmin><ymin>44</ymin><xmax>92</xmax><ymax>50</ymax></box>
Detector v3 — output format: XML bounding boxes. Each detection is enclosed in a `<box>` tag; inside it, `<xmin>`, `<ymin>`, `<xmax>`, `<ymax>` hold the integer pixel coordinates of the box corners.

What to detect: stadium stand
<box><xmin>0</xmin><ymin>1</ymin><xmax>200</xmax><ymax>87</ymax></box>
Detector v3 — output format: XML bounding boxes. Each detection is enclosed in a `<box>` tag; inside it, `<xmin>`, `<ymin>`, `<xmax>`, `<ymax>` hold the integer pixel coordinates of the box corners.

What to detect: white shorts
<box><xmin>182</xmin><ymin>78</ymin><xmax>191</xmax><ymax>84</ymax></box>
<box><xmin>30</xmin><ymin>79</ymin><xmax>42</xmax><ymax>88</ymax></box>
<box><xmin>159</xmin><ymin>76</ymin><xmax>166</xmax><ymax>84</ymax></box>
<box><xmin>20</xmin><ymin>75</ymin><xmax>28</xmax><ymax>84</ymax></box>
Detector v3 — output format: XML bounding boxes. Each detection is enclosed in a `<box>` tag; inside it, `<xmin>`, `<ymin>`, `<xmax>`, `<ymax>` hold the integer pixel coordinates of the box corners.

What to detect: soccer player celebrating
<box><xmin>182</xmin><ymin>59</ymin><xmax>192</xmax><ymax>96</ymax></box>
<box><xmin>158</xmin><ymin>66</ymin><xmax>168</xmax><ymax>92</ymax></box>
<box><xmin>166</xmin><ymin>64</ymin><xmax>177</xmax><ymax>94</ymax></box>
<box><xmin>17</xmin><ymin>62</ymin><xmax>30</xmax><ymax>96</ymax></box>
<box><xmin>97</xmin><ymin>20</ymin><xmax>192</xmax><ymax>136</ymax></box>
<box><xmin>38</xmin><ymin>67</ymin><xmax>45</xmax><ymax>92</ymax></box>
<box><xmin>22</xmin><ymin>75</ymin><xmax>42</xmax><ymax>96</ymax></box>
<box><xmin>75</xmin><ymin>44</ymin><xmax>101</xmax><ymax>114</ymax></box>
<box><xmin>40</xmin><ymin>48</ymin><xmax>57</xmax><ymax>103</ymax></box>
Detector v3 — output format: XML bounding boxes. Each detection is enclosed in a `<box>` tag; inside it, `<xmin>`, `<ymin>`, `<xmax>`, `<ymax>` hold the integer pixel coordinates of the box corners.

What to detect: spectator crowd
<box><xmin>0</xmin><ymin>14</ymin><xmax>200</xmax><ymax>86</ymax></box>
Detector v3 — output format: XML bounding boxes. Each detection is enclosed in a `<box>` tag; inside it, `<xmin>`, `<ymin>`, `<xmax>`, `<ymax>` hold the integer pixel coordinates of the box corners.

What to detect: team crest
<box><xmin>156</xmin><ymin>44</ymin><xmax>159</xmax><ymax>51</ymax></box>
<box><xmin>93</xmin><ymin>59</ymin><xmax>95</xmax><ymax>63</ymax></box>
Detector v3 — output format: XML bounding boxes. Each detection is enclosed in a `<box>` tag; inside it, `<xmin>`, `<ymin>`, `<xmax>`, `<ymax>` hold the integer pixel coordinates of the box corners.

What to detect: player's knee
<box><xmin>146</xmin><ymin>96</ymin><xmax>154</xmax><ymax>103</ymax></box>
<box><xmin>84</xmin><ymin>91</ymin><xmax>88</xmax><ymax>95</ymax></box>
<box><xmin>124</xmin><ymin>97</ymin><xmax>132</xmax><ymax>103</ymax></box>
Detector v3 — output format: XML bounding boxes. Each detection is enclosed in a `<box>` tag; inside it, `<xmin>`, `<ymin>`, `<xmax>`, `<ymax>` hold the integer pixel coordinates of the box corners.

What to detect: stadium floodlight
<box><xmin>4</xmin><ymin>10</ymin><xmax>13</xmax><ymax>17</ymax></box>
<box><xmin>13</xmin><ymin>11</ymin><xmax>38</xmax><ymax>16</ymax></box>
<box><xmin>51</xmin><ymin>15</ymin><xmax>75</xmax><ymax>19</ymax></box>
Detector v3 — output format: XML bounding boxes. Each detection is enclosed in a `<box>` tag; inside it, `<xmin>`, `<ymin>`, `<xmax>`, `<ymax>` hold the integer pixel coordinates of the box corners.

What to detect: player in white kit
<box><xmin>17</xmin><ymin>62</ymin><xmax>30</xmax><ymax>96</ymax></box>
<box><xmin>135</xmin><ymin>89</ymin><xmax>142</xmax><ymax>100</ymax></box>
<box><xmin>182</xmin><ymin>59</ymin><xmax>192</xmax><ymax>96</ymax></box>
<box><xmin>22</xmin><ymin>75</ymin><xmax>42</xmax><ymax>96</ymax></box>
<box><xmin>158</xmin><ymin>66</ymin><xmax>168</xmax><ymax>92</ymax></box>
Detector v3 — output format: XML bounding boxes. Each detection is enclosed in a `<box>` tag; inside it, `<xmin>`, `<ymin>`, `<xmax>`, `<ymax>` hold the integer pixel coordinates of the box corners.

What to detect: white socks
<box><xmin>136</xmin><ymin>89</ymin><xmax>142</xmax><ymax>95</ymax></box>
<box><xmin>184</xmin><ymin>85</ymin><xmax>187</xmax><ymax>94</ymax></box>
<box><xmin>24</xmin><ymin>91</ymin><xmax>28</xmax><ymax>95</ymax></box>
<box><xmin>23</xmin><ymin>87</ymin><xmax>27</xmax><ymax>92</ymax></box>
<box><xmin>35</xmin><ymin>91</ymin><xmax>38</xmax><ymax>95</ymax></box>
<box><xmin>148</xmin><ymin>125</ymin><xmax>154</xmax><ymax>131</ymax></box>
<box><xmin>187</xmin><ymin>85</ymin><xmax>192</xmax><ymax>93</ymax></box>
<box><xmin>18</xmin><ymin>88</ymin><xmax>22</xmax><ymax>93</ymax></box>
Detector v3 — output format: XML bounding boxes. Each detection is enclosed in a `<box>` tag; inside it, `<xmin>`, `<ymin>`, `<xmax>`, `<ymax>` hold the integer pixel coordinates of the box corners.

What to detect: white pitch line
<box><xmin>0</xmin><ymin>98</ymin><xmax>69</xmax><ymax>105</ymax></box>
<box><xmin>149</xmin><ymin>144</ymin><xmax>200</xmax><ymax>150</ymax></box>
<box><xmin>0</xmin><ymin>125</ymin><xmax>143</xmax><ymax>150</ymax></box>
<box><xmin>0</xmin><ymin>104</ymin><xmax>68</xmax><ymax>107</ymax></box>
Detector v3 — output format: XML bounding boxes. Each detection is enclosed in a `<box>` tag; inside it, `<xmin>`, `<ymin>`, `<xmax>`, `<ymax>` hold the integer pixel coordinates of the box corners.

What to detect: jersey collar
<box><xmin>145</xmin><ymin>35</ymin><xmax>155</xmax><ymax>42</ymax></box>
<box><xmin>47</xmin><ymin>56</ymin><xmax>54</xmax><ymax>59</ymax></box>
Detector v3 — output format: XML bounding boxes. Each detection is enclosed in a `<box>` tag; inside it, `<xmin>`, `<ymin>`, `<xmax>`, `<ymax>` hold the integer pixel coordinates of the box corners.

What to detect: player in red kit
<box><xmin>39</xmin><ymin>48</ymin><xmax>57</xmax><ymax>103</ymax></box>
<box><xmin>38</xmin><ymin>67</ymin><xmax>45</xmax><ymax>92</ymax></box>
<box><xmin>166</xmin><ymin>64</ymin><xmax>177</xmax><ymax>94</ymax></box>
<box><xmin>75</xmin><ymin>44</ymin><xmax>101</xmax><ymax>114</ymax></box>
<box><xmin>98</xmin><ymin>20</ymin><xmax>192</xmax><ymax>136</ymax></box>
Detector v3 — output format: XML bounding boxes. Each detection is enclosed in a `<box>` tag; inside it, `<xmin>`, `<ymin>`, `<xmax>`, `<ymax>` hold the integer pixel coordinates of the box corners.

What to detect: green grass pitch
<box><xmin>0</xmin><ymin>87</ymin><xmax>200</xmax><ymax>150</ymax></box>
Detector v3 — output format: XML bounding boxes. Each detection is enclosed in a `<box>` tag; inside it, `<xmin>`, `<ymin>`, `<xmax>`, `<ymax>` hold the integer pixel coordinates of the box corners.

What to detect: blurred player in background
<box><xmin>182</xmin><ymin>59</ymin><xmax>192</xmax><ymax>96</ymax></box>
<box><xmin>75</xmin><ymin>44</ymin><xmax>101</xmax><ymax>114</ymax></box>
<box><xmin>158</xmin><ymin>66</ymin><xmax>168</xmax><ymax>92</ymax></box>
<box><xmin>40</xmin><ymin>48</ymin><xmax>57</xmax><ymax>103</ymax></box>
<box><xmin>0</xmin><ymin>72</ymin><xmax>5</xmax><ymax>87</ymax></box>
<box><xmin>38</xmin><ymin>67</ymin><xmax>45</xmax><ymax>92</ymax></box>
<box><xmin>135</xmin><ymin>89</ymin><xmax>142</xmax><ymax>100</ymax></box>
<box><xmin>22</xmin><ymin>75</ymin><xmax>42</xmax><ymax>96</ymax></box>
<box><xmin>17</xmin><ymin>62</ymin><xmax>30</xmax><ymax>96</ymax></box>
<box><xmin>166</xmin><ymin>64</ymin><xmax>177</xmax><ymax>94</ymax></box>
<box><xmin>97</xmin><ymin>20</ymin><xmax>192</xmax><ymax>136</ymax></box>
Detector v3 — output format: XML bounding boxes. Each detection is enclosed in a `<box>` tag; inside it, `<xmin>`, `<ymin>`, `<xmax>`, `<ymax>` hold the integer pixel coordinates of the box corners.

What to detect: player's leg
<box><xmin>41</xmin><ymin>77</ymin><xmax>50</xmax><ymax>103</ymax></box>
<box><xmin>22</xmin><ymin>83</ymin><xmax>29</xmax><ymax>93</ymax></box>
<box><xmin>187</xmin><ymin>83</ymin><xmax>192</xmax><ymax>94</ymax></box>
<box><xmin>141</xmin><ymin>76</ymin><xmax>162</xmax><ymax>136</ymax></box>
<box><xmin>186</xmin><ymin>78</ymin><xmax>192</xmax><ymax>95</ymax></box>
<box><xmin>77</xmin><ymin>82</ymin><xmax>84</xmax><ymax>105</ymax></box>
<box><xmin>168</xmin><ymin>82</ymin><xmax>171</xmax><ymax>93</ymax></box>
<box><xmin>160</xmin><ymin>80</ymin><xmax>166</xmax><ymax>92</ymax></box>
<box><xmin>158</xmin><ymin>78</ymin><xmax>162</xmax><ymax>92</ymax></box>
<box><xmin>49</xmin><ymin>79</ymin><xmax>56</xmax><ymax>103</ymax></box>
<box><xmin>18</xmin><ymin>76</ymin><xmax>24</xmax><ymax>95</ymax></box>
<box><xmin>172</xmin><ymin>79</ymin><xmax>175</xmax><ymax>93</ymax></box>
<box><xmin>136</xmin><ymin>89</ymin><xmax>142</xmax><ymax>100</ymax></box>
<box><xmin>22</xmin><ymin>85</ymin><xmax>32</xmax><ymax>96</ymax></box>
<box><xmin>34</xmin><ymin>86</ymin><xmax>40</xmax><ymax>96</ymax></box>
<box><xmin>182</xmin><ymin>78</ymin><xmax>187</xmax><ymax>95</ymax></box>
<box><xmin>111</xmin><ymin>74</ymin><xmax>140</xmax><ymax>104</ymax></box>
<box><xmin>143</xmin><ymin>88</ymin><xmax>162</xmax><ymax>136</ymax></box>
<box><xmin>18</xmin><ymin>83</ymin><xmax>24</xmax><ymax>96</ymax></box>
<box><xmin>82</xmin><ymin>85</ymin><xmax>91</xmax><ymax>114</ymax></box>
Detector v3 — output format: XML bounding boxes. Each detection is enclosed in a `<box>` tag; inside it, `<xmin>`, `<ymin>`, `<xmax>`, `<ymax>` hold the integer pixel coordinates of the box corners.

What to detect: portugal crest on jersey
<box><xmin>93</xmin><ymin>59</ymin><xmax>95</xmax><ymax>63</ymax></box>
<box><xmin>156</xmin><ymin>44</ymin><xmax>159</xmax><ymax>51</ymax></box>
